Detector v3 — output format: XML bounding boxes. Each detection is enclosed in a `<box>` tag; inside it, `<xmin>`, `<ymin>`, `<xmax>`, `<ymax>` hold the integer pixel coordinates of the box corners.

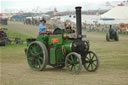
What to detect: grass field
<box><xmin>1</xmin><ymin>21</ymin><xmax>128</xmax><ymax>85</ymax></box>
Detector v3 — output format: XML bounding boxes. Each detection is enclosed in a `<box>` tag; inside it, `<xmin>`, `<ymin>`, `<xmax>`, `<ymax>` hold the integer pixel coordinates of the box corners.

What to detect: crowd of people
<box><xmin>84</xmin><ymin>24</ymin><xmax>128</xmax><ymax>34</ymax></box>
<box><xmin>4</xmin><ymin>16</ymin><xmax>128</xmax><ymax>35</ymax></box>
<box><xmin>37</xmin><ymin>18</ymin><xmax>128</xmax><ymax>35</ymax></box>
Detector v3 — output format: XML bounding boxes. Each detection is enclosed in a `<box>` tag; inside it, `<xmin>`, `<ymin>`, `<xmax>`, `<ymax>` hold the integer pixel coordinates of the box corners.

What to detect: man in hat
<box><xmin>64</xmin><ymin>22</ymin><xmax>75</xmax><ymax>33</ymax></box>
<box><xmin>109</xmin><ymin>25</ymin><xmax>114</xmax><ymax>39</ymax></box>
<box><xmin>38</xmin><ymin>19</ymin><xmax>47</xmax><ymax>34</ymax></box>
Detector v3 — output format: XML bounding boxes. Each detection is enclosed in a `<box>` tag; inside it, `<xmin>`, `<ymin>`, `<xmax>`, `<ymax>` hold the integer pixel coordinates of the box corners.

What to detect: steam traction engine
<box><xmin>106</xmin><ymin>25</ymin><xmax>119</xmax><ymax>41</ymax></box>
<box><xmin>25</xmin><ymin>7</ymin><xmax>99</xmax><ymax>74</ymax></box>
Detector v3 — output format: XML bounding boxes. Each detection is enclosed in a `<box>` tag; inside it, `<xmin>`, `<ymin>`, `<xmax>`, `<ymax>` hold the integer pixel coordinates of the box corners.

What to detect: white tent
<box><xmin>101</xmin><ymin>6</ymin><xmax>128</xmax><ymax>19</ymax></box>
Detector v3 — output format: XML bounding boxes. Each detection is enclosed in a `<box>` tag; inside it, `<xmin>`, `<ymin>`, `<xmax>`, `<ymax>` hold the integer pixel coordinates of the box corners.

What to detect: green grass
<box><xmin>1</xmin><ymin>44</ymin><xmax>26</xmax><ymax>63</ymax></box>
<box><xmin>6</xmin><ymin>31</ymin><xmax>30</xmax><ymax>40</ymax></box>
<box><xmin>84</xmin><ymin>32</ymin><xmax>128</xmax><ymax>69</ymax></box>
<box><xmin>0</xmin><ymin>21</ymin><xmax>38</xmax><ymax>39</ymax></box>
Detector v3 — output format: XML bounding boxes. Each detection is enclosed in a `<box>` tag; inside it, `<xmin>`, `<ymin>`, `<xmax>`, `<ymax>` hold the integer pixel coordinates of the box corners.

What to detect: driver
<box><xmin>64</xmin><ymin>22</ymin><xmax>75</xmax><ymax>33</ymax></box>
<box><xmin>109</xmin><ymin>25</ymin><xmax>114</xmax><ymax>38</ymax></box>
<box><xmin>38</xmin><ymin>19</ymin><xmax>47</xmax><ymax>34</ymax></box>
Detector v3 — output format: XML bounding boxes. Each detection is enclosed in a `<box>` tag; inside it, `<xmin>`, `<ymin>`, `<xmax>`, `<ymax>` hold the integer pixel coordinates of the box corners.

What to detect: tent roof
<box><xmin>101</xmin><ymin>6</ymin><xmax>128</xmax><ymax>19</ymax></box>
<box><xmin>11</xmin><ymin>15</ymin><xmax>25</xmax><ymax>19</ymax></box>
<box><xmin>0</xmin><ymin>13</ymin><xmax>3</xmax><ymax>16</ymax></box>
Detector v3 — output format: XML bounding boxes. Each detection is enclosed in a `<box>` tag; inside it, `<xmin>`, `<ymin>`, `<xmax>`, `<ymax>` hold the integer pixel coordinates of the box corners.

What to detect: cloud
<box><xmin>1</xmin><ymin>0</ymin><xmax>124</xmax><ymax>13</ymax></box>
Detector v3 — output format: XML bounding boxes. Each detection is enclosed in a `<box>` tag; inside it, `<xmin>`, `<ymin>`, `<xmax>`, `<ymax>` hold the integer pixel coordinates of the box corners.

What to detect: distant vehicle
<box><xmin>0</xmin><ymin>18</ymin><xmax>8</xmax><ymax>25</ymax></box>
<box><xmin>0</xmin><ymin>28</ymin><xmax>11</xmax><ymax>46</ymax></box>
<box><xmin>106</xmin><ymin>25</ymin><xmax>119</xmax><ymax>41</ymax></box>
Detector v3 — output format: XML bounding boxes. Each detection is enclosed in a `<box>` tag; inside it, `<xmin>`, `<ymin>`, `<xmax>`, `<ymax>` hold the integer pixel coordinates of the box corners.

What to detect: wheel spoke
<box><xmin>67</xmin><ymin>58</ymin><xmax>72</xmax><ymax>63</ymax></box>
<box><xmin>91</xmin><ymin>55</ymin><xmax>95</xmax><ymax>60</ymax></box>
<box><xmin>38</xmin><ymin>55</ymin><xmax>43</xmax><ymax>60</ymax></box>
<box><xmin>32</xmin><ymin>45</ymin><xmax>40</xmax><ymax>54</ymax></box>
<box><xmin>35</xmin><ymin>60</ymin><xmax>40</xmax><ymax>69</ymax></box>
<box><xmin>92</xmin><ymin>63</ymin><xmax>96</xmax><ymax>67</ymax></box>
<box><xmin>74</xmin><ymin>61</ymin><xmax>79</xmax><ymax>64</ymax></box>
<box><xmin>85</xmin><ymin>57</ymin><xmax>90</xmax><ymax>62</ymax></box>
<box><xmin>71</xmin><ymin>55</ymin><xmax>74</xmax><ymax>62</ymax></box>
<box><xmin>85</xmin><ymin>60</ymin><xmax>89</xmax><ymax>63</ymax></box>
<box><xmin>87</xmin><ymin>63</ymin><xmax>91</xmax><ymax>69</ymax></box>
<box><xmin>28</xmin><ymin>59</ymin><xmax>33</xmax><ymax>66</ymax></box>
<box><xmin>29</xmin><ymin>49</ymin><xmax>35</xmax><ymax>56</ymax></box>
<box><xmin>74</xmin><ymin>64</ymin><xmax>79</xmax><ymax>69</ymax></box>
<box><xmin>67</xmin><ymin>64</ymin><xmax>72</xmax><ymax>67</ymax></box>
<box><xmin>31</xmin><ymin>47</ymin><xmax>36</xmax><ymax>53</ymax></box>
<box><xmin>86</xmin><ymin>57</ymin><xmax>90</xmax><ymax>60</ymax></box>
<box><xmin>37</xmin><ymin>51</ymin><xmax>43</xmax><ymax>56</ymax></box>
<box><xmin>36</xmin><ymin>46</ymin><xmax>42</xmax><ymax>53</ymax></box>
<box><xmin>89</xmin><ymin>53</ymin><xmax>92</xmax><ymax>59</ymax></box>
<box><xmin>37</xmin><ymin>59</ymin><xmax>41</xmax><ymax>67</ymax></box>
<box><xmin>74</xmin><ymin>56</ymin><xmax>77</xmax><ymax>61</ymax></box>
<box><xmin>32</xmin><ymin>61</ymin><xmax>37</xmax><ymax>67</ymax></box>
<box><xmin>71</xmin><ymin>65</ymin><xmax>73</xmax><ymax>70</ymax></box>
<box><xmin>68</xmin><ymin>65</ymin><xmax>72</xmax><ymax>71</ymax></box>
<box><xmin>92</xmin><ymin>60</ymin><xmax>97</xmax><ymax>62</ymax></box>
<box><xmin>91</xmin><ymin>64</ymin><xmax>93</xmax><ymax>70</ymax></box>
<box><xmin>73</xmin><ymin>66</ymin><xmax>77</xmax><ymax>72</ymax></box>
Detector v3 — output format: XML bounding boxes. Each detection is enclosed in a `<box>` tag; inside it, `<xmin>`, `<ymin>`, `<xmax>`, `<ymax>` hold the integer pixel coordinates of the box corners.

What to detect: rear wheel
<box><xmin>26</xmin><ymin>41</ymin><xmax>48</xmax><ymax>71</ymax></box>
<box><xmin>106</xmin><ymin>32</ymin><xmax>110</xmax><ymax>41</ymax></box>
<box><xmin>83</xmin><ymin>51</ymin><xmax>99</xmax><ymax>72</ymax></box>
<box><xmin>65</xmin><ymin>52</ymin><xmax>82</xmax><ymax>74</ymax></box>
<box><xmin>115</xmin><ymin>32</ymin><xmax>119</xmax><ymax>41</ymax></box>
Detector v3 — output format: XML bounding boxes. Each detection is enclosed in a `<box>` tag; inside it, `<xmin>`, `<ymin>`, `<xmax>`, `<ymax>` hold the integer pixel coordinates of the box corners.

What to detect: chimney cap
<box><xmin>75</xmin><ymin>6</ymin><xmax>82</xmax><ymax>9</ymax></box>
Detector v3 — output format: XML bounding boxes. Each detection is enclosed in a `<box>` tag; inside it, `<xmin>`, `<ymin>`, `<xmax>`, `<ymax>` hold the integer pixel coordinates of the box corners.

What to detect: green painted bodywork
<box><xmin>26</xmin><ymin>33</ymin><xmax>72</xmax><ymax>66</ymax></box>
<box><xmin>36</xmin><ymin>34</ymin><xmax>48</xmax><ymax>45</ymax></box>
<box><xmin>50</xmin><ymin>48</ymin><xmax>56</xmax><ymax>64</ymax></box>
<box><xmin>48</xmin><ymin>35</ymin><xmax>63</xmax><ymax>45</ymax></box>
<box><xmin>64</xmin><ymin>39</ymin><xmax>72</xmax><ymax>53</ymax></box>
<box><xmin>56</xmin><ymin>47</ymin><xmax>65</xmax><ymax>64</ymax></box>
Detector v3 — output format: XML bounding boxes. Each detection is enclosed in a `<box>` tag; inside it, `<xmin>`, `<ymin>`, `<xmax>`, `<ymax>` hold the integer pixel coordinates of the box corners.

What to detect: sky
<box><xmin>0</xmin><ymin>0</ymin><xmax>125</xmax><ymax>13</ymax></box>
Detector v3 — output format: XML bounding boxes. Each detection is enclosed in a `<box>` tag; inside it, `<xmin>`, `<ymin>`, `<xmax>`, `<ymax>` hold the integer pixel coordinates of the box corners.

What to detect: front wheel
<box><xmin>65</xmin><ymin>52</ymin><xmax>82</xmax><ymax>74</ymax></box>
<box><xmin>83</xmin><ymin>51</ymin><xmax>99</xmax><ymax>72</ymax></box>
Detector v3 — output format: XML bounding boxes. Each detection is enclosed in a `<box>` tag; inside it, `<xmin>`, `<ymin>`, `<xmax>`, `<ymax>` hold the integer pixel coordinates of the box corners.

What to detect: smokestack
<box><xmin>75</xmin><ymin>6</ymin><xmax>82</xmax><ymax>40</ymax></box>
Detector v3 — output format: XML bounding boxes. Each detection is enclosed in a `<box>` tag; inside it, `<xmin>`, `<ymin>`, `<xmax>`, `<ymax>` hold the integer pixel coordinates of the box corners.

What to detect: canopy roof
<box><xmin>0</xmin><ymin>13</ymin><xmax>3</xmax><ymax>16</ymax></box>
<box><xmin>101</xmin><ymin>6</ymin><xmax>128</xmax><ymax>19</ymax></box>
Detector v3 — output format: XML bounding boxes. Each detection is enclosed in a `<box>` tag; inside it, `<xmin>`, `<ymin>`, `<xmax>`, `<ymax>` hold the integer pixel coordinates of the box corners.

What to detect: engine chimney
<box><xmin>75</xmin><ymin>6</ymin><xmax>82</xmax><ymax>40</ymax></box>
